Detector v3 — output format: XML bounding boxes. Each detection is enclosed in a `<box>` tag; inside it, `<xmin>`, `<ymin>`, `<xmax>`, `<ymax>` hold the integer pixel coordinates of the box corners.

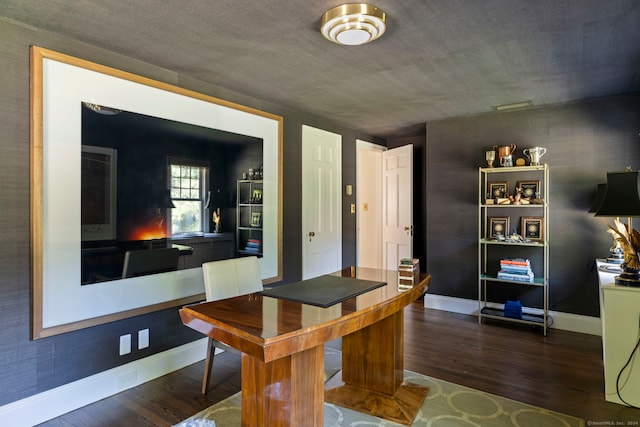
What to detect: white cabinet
<box><xmin>598</xmin><ymin>260</ymin><xmax>640</xmax><ymax>406</ymax></box>
<box><xmin>478</xmin><ymin>165</ymin><xmax>549</xmax><ymax>335</ymax></box>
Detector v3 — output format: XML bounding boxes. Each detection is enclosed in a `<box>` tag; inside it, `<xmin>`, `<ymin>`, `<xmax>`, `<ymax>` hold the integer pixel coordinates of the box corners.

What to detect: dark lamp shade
<box><xmin>588</xmin><ymin>183</ymin><xmax>607</xmax><ymax>213</ymax></box>
<box><xmin>594</xmin><ymin>171</ymin><xmax>640</xmax><ymax>217</ymax></box>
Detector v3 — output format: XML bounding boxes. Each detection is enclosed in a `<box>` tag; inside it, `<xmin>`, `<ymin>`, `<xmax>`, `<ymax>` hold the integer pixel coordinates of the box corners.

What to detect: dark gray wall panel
<box><xmin>425</xmin><ymin>96</ymin><xmax>640</xmax><ymax>316</ymax></box>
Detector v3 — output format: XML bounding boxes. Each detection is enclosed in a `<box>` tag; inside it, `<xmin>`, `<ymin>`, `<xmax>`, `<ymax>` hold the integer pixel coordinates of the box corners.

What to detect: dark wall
<box><xmin>0</xmin><ymin>18</ymin><xmax>380</xmax><ymax>406</ymax></box>
<box><xmin>424</xmin><ymin>95</ymin><xmax>640</xmax><ymax>316</ymax></box>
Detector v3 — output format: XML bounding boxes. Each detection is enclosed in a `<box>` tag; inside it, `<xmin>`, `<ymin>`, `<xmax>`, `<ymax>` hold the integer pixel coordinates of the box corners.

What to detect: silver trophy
<box><xmin>523</xmin><ymin>147</ymin><xmax>547</xmax><ymax>166</ymax></box>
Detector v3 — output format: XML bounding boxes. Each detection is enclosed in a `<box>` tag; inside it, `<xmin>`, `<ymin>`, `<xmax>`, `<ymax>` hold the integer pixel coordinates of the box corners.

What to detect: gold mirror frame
<box><xmin>30</xmin><ymin>47</ymin><xmax>282</xmax><ymax>339</ymax></box>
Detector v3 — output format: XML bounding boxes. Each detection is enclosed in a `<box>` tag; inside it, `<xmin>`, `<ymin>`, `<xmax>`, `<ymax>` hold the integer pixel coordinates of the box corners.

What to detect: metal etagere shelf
<box><xmin>236</xmin><ymin>179</ymin><xmax>263</xmax><ymax>257</ymax></box>
<box><xmin>478</xmin><ymin>164</ymin><xmax>549</xmax><ymax>335</ymax></box>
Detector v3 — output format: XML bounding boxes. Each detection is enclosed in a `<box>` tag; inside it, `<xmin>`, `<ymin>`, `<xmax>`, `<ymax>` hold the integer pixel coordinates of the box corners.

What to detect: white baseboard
<box><xmin>424</xmin><ymin>293</ymin><xmax>602</xmax><ymax>336</ymax></box>
<box><xmin>0</xmin><ymin>338</ymin><xmax>209</xmax><ymax>427</ymax></box>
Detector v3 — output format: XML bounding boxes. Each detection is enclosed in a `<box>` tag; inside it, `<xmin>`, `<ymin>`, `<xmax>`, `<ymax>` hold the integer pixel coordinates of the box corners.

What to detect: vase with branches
<box><xmin>607</xmin><ymin>219</ymin><xmax>640</xmax><ymax>286</ymax></box>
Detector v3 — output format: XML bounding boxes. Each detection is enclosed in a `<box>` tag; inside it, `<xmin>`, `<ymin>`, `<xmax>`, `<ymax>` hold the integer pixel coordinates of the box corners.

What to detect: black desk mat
<box><xmin>258</xmin><ymin>275</ymin><xmax>386</xmax><ymax>308</ymax></box>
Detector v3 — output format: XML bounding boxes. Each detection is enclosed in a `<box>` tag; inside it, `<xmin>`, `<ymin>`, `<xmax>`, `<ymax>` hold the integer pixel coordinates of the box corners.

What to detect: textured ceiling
<box><xmin>2</xmin><ymin>0</ymin><xmax>640</xmax><ymax>138</ymax></box>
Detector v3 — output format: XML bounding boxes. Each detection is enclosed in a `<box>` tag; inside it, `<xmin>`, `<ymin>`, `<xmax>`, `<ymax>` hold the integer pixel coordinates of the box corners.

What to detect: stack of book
<box><xmin>398</xmin><ymin>258</ymin><xmax>420</xmax><ymax>289</ymax></box>
<box><xmin>244</xmin><ymin>238</ymin><xmax>262</xmax><ymax>254</ymax></box>
<box><xmin>497</xmin><ymin>258</ymin><xmax>534</xmax><ymax>283</ymax></box>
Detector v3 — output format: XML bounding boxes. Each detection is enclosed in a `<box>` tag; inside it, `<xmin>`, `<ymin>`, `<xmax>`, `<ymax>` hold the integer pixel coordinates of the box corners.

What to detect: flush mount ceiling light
<box><xmin>321</xmin><ymin>3</ymin><xmax>386</xmax><ymax>46</ymax></box>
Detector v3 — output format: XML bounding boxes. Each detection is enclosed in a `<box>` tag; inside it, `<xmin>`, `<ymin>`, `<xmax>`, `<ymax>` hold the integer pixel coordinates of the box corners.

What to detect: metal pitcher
<box><xmin>493</xmin><ymin>144</ymin><xmax>516</xmax><ymax>167</ymax></box>
<box><xmin>493</xmin><ymin>144</ymin><xmax>517</xmax><ymax>159</ymax></box>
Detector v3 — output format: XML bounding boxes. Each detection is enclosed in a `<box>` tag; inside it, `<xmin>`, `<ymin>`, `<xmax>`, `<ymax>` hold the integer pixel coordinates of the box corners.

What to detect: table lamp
<box><xmin>589</xmin><ymin>183</ymin><xmax>623</xmax><ymax>263</ymax></box>
<box><xmin>594</xmin><ymin>169</ymin><xmax>640</xmax><ymax>286</ymax></box>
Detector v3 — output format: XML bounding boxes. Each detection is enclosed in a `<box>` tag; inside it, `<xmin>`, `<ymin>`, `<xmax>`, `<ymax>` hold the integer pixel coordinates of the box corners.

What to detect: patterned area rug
<box><xmin>176</xmin><ymin>348</ymin><xmax>584</xmax><ymax>427</ymax></box>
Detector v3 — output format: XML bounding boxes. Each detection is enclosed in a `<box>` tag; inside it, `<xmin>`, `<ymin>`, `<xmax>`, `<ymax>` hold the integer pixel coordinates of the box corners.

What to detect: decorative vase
<box><xmin>616</xmin><ymin>263</ymin><xmax>640</xmax><ymax>287</ymax></box>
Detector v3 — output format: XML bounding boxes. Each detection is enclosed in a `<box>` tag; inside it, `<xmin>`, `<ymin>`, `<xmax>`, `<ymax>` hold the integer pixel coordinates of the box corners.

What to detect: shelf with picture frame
<box><xmin>236</xmin><ymin>179</ymin><xmax>263</xmax><ymax>257</ymax></box>
<box><xmin>478</xmin><ymin>164</ymin><xmax>549</xmax><ymax>335</ymax></box>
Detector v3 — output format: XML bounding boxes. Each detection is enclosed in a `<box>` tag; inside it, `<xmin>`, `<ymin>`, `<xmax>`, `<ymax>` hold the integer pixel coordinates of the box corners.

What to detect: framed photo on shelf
<box><xmin>521</xmin><ymin>216</ymin><xmax>543</xmax><ymax>241</ymax></box>
<box><xmin>488</xmin><ymin>216</ymin><xmax>510</xmax><ymax>239</ymax></box>
<box><xmin>516</xmin><ymin>180</ymin><xmax>540</xmax><ymax>199</ymax></box>
<box><xmin>252</xmin><ymin>189</ymin><xmax>262</xmax><ymax>203</ymax></box>
<box><xmin>250</xmin><ymin>212</ymin><xmax>262</xmax><ymax>228</ymax></box>
<box><xmin>488</xmin><ymin>181</ymin><xmax>509</xmax><ymax>199</ymax></box>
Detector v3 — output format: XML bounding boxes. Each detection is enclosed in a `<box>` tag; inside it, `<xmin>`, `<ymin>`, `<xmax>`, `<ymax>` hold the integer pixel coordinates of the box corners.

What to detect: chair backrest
<box><xmin>122</xmin><ymin>247</ymin><xmax>180</xmax><ymax>278</ymax></box>
<box><xmin>202</xmin><ymin>256</ymin><xmax>263</xmax><ymax>302</ymax></box>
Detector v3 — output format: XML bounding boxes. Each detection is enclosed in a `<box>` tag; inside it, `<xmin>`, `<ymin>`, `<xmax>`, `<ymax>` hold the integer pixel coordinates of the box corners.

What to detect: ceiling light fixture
<box><xmin>321</xmin><ymin>3</ymin><xmax>386</xmax><ymax>46</ymax></box>
<box><xmin>491</xmin><ymin>101</ymin><xmax>534</xmax><ymax>111</ymax></box>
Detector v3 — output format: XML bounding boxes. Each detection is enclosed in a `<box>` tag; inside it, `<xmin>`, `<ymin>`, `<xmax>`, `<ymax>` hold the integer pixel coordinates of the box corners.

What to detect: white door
<box><xmin>356</xmin><ymin>140</ymin><xmax>384</xmax><ymax>269</ymax></box>
<box><xmin>382</xmin><ymin>144</ymin><xmax>413</xmax><ymax>270</ymax></box>
<box><xmin>302</xmin><ymin>125</ymin><xmax>342</xmax><ymax>280</ymax></box>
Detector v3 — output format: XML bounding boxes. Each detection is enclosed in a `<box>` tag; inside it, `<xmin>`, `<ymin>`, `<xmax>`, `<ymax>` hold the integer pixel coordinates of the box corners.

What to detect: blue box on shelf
<box><xmin>504</xmin><ymin>299</ymin><xmax>523</xmax><ymax>319</ymax></box>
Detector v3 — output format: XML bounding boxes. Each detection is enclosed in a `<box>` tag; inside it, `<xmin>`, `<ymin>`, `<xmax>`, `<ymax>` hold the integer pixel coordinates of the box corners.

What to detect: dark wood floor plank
<box><xmin>37</xmin><ymin>302</ymin><xmax>640</xmax><ymax>426</ymax></box>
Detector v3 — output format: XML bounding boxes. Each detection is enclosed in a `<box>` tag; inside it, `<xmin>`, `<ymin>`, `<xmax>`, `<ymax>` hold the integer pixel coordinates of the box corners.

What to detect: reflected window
<box><xmin>170</xmin><ymin>159</ymin><xmax>210</xmax><ymax>234</ymax></box>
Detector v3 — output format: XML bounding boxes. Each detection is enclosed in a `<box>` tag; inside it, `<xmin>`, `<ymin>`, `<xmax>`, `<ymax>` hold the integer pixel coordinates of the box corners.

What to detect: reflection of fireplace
<box><xmin>82</xmin><ymin>210</ymin><xmax>175</xmax><ymax>284</ymax></box>
<box><xmin>123</xmin><ymin>209</ymin><xmax>171</xmax><ymax>241</ymax></box>
<box><xmin>80</xmin><ymin>232</ymin><xmax>235</xmax><ymax>285</ymax></box>
<box><xmin>81</xmin><ymin>238</ymin><xmax>173</xmax><ymax>285</ymax></box>
<box><xmin>130</xmin><ymin>224</ymin><xmax>168</xmax><ymax>241</ymax></box>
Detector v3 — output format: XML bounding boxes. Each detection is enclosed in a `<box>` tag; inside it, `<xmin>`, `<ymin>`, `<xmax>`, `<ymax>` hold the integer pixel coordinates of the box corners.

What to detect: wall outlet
<box><xmin>138</xmin><ymin>329</ymin><xmax>149</xmax><ymax>349</ymax></box>
<box><xmin>119</xmin><ymin>334</ymin><xmax>131</xmax><ymax>355</ymax></box>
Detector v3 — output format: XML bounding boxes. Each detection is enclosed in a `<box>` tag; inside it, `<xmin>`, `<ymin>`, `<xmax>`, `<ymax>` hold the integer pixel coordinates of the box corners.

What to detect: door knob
<box><xmin>308</xmin><ymin>231</ymin><xmax>315</xmax><ymax>241</ymax></box>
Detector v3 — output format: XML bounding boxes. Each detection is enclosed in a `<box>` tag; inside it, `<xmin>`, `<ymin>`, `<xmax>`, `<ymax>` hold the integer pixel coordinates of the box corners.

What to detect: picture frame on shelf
<box><xmin>488</xmin><ymin>216</ymin><xmax>510</xmax><ymax>239</ymax></box>
<box><xmin>521</xmin><ymin>216</ymin><xmax>543</xmax><ymax>241</ymax></box>
<box><xmin>516</xmin><ymin>180</ymin><xmax>540</xmax><ymax>199</ymax></box>
<box><xmin>250</xmin><ymin>212</ymin><xmax>262</xmax><ymax>228</ymax></box>
<box><xmin>252</xmin><ymin>189</ymin><xmax>262</xmax><ymax>203</ymax></box>
<box><xmin>488</xmin><ymin>181</ymin><xmax>509</xmax><ymax>199</ymax></box>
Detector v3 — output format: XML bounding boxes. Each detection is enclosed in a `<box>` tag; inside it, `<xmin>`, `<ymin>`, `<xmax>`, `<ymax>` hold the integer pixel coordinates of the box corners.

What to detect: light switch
<box><xmin>119</xmin><ymin>334</ymin><xmax>131</xmax><ymax>355</ymax></box>
<box><xmin>138</xmin><ymin>329</ymin><xmax>149</xmax><ymax>349</ymax></box>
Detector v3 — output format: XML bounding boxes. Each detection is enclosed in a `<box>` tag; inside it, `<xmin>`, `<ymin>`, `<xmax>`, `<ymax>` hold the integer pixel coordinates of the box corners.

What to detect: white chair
<box><xmin>201</xmin><ymin>256</ymin><xmax>263</xmax><ymax>394</ymax></box>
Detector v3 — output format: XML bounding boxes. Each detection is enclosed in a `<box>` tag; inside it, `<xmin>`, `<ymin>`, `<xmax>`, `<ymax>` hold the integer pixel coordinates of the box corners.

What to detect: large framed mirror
<box><xmin>30</xmin><ymin>47</ymin><xmax>282</xmax><ymax>339</ymax></box>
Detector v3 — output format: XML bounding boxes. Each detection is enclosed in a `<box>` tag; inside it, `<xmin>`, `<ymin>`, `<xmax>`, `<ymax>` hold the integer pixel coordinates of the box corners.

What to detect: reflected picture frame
<box><xmin>251</xmin><ymin>212</ymin><xmax>262</xmax><ymax>228</ymax></box>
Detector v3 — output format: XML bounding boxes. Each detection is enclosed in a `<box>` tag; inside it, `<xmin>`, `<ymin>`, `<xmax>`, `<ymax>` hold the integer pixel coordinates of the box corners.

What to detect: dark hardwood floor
<box><xmin>39</xmin><ymin>302</ymin><xmax>640</xmax><ymax>426</ymax></box>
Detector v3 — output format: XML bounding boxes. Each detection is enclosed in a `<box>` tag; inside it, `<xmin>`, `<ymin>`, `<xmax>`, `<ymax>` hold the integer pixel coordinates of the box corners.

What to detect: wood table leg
<box><xmin>241</xmin><ymin>345</ymin><xmax>325</xmax><ymax>427</ymax></box>
<box><xmin>324</xmin><ymin>310</ymin><xmax>429</xmax><ymax>426</ymax></box>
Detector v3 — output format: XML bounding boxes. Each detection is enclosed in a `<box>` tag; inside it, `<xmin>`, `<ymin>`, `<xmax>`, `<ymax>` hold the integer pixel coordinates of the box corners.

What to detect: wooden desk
<box><xmin>179</xmin><ymin>267</ymin><xmax>431</xmax><ymax>426</ymax></box>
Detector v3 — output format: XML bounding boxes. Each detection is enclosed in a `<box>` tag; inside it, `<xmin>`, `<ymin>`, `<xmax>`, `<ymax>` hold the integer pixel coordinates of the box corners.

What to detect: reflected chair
<box><xmin>201</xmin><ymin>256</ymin><xmax>263</xmax><ymax>394</ymax></box>
<box><xmin>121</xmin><ymin>247</ymin><xmax>180</xmax><ymax>279</ymax></box>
